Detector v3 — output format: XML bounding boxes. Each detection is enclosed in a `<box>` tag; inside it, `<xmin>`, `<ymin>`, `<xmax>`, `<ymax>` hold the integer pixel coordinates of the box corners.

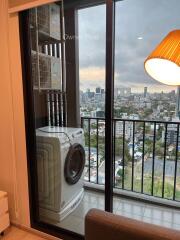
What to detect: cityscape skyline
<box><xmin>80</xmin><ymin>85</ymin><xmax>178</xmax><ymax>122</ymax></box>
<box><xmin>80</xmin><ymin>85</ymin><xmax>177</xmax><ymax>94</ymax></box>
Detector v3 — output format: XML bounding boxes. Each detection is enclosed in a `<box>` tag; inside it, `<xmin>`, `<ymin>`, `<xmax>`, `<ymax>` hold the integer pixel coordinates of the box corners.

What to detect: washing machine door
<box><xmin>64</xmin><ymin>143</ymin><xmax>85</xmax><ymax>185</ymax></box>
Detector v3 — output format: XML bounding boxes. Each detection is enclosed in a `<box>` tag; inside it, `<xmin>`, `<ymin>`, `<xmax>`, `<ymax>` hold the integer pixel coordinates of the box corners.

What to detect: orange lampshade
<box><xmin>144</xmin><ymin>30</ymin><xmax>180</xmax><ymax>85</ymax></box>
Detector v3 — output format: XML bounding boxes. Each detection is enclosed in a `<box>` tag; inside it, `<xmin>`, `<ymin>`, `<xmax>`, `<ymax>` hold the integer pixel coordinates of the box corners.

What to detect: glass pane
<box><xmin>28</xmin><ymin>1</ymin><xmax>106</xmax><ymax>236</ymax></box>
<box><xmin>113</xmin><ymin>0</ymin><xmax>180</xmax><ymax>216</ymax></box>
<box><xmin>78</xmin><ymin>2</ymin><xmax>106</xmax><ymax>229</ymax></box>
<box><xmin>79</xmin><ymin>4</ymin><xmax>106</xmax><ymax>186</ymax></box>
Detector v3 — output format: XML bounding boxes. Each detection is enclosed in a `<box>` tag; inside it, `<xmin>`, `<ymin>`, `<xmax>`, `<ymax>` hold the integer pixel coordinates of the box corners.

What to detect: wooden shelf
<box><xmin>39</xmin><ymin>31</ymin><xmax>64</xmax><ymax>45</ymax></box>
<box><xmin>31</xmin><ymin>50</ymin><xmax>61</xmax><ymax>60</ymax></box>
<box><xmin>30</xmin><ymin>25</ymin><xmax>64</xmax><ymax>45</ymax></box>
<box><xmin>33</xmin><ymin>87</ymin><xmax>62</xmax><ymax>91</ymax></box>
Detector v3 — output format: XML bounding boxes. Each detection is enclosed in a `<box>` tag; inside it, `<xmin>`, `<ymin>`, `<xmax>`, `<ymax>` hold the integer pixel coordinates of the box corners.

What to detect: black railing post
<box><xmin>162</xmin><ymin>123</ymin><xmax>168</xmax><ymax>198</ymax></box>
<box><xmin>173</xmin><ymin>124</ymin><xmax>179</xmax><ymax>200</ymax></box>
<box><xmin>113</xmin><ymin>120</ymin><xmax>116</xmax><ymax>187</ymax></box>
<box><xmin>152</xmin><ymin>122</ymin><xmax>156</xmax><ymax>196</ymax></box>
<box><xmin>80</xmin><ymin>117</ymin><xmax>83</xmax><ymax>129</ymax></box>
<box><xmin>131</xmin><ymin>121</ymin><xmax>135</xmax><ymax>191</ymax></box>
<box><xmin>88</xmin><ymin>119</ymin><xmax>91</xmax><ymax>182</ymax></box>
<box><xmin>141</xmin><ymin>121</ymin><xmax>145</xmax><ymax>194</ymax></box>
<box><xmin>105</xmin><ymin>0</ymin><xmax>115</xmax><ymax>212</ymax></box>
<box><xmin>122</xmin><ymin>121</ymin><xmax>125</xmax><ymax>189</ymax></box>
<box><xmin>96</xmin><ymin>119</ymin><xmax>99</xmax><ymax>184</ymax></box>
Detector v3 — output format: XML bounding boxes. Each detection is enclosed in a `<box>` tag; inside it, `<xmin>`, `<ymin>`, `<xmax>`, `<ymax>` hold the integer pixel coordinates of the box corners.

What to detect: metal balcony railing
<box><xmin>81</xmin><ymin>117</ymin><xmax>180</xmax><ymax>203</ymax></box>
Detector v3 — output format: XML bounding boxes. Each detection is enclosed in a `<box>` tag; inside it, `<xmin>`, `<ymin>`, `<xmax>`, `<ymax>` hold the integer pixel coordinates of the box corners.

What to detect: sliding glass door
<box><xmin>23</xmin><ymin>0</ymin><xmax>180</xmax><ymax>238</ymax></box>
<box><xmin>113</xmin><ymin>0</ymin><xmax>180</xmax><ymax>218</ymax></box>
<box><xmin>20</xmin><ymin>1</ymin><xmax>109</xmax><ymax>238</ymax></box>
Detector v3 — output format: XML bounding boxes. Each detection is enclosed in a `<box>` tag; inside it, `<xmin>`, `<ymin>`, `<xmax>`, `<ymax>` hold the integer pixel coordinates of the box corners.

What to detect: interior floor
<box><xmin>0</xmin><ymin>226</ymin><xmax>58</xmax><ymax>240</ymax></box>
<box><xmin>41</xmin><ymin>189</ymin><xmax>180</xmax><ymax>235</ymax></box>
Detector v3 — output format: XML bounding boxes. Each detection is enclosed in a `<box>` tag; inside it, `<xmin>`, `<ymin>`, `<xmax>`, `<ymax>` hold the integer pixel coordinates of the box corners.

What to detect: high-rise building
<box><xmin>86</xmin><ymin>88</ymin><xmax>95</xmax><ymax>99</ymax></box>
<box><xmin>101</xmin><ymin>89</ymin><xmax>105</xmax><ymax>94</ymax></box>
<box><xmin>95</xmin><ymin>93</ymin><xmax>102</xmax><ymax>101</ymax></box>
<box><xmin>162</xmin><ymin>123</ymin><xmax>180</xmax><ymax>145</ymax></box>
<box><xmin>96</xmin><ymin>87</ymin><xmax>101</xmax><ymax>94</ymax></box>
<box><xmin>144</xmin><ymin>87</ymin><xmax>148</xmax><ymax>98</ymax></box>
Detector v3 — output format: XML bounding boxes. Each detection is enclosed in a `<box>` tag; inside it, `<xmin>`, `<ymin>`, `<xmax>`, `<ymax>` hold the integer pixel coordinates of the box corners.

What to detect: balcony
<box><xmin>49</xmin><ymin>189</ymin><xmax>180</xmax><ymax>235</ymax></box>
<box><xmin>39</xmin><ymin>106</ymin><xmax>180</xmax><ymax>236</ymax></box>
<box><xmin>81</xmin><ymin>117</ymin><xmax>180</xmax><ymax>204</ymax></box>
<box><xmin>44</xmin><ymin>117</ymin><xmax>180</xmax><ymax>235</ymax></box>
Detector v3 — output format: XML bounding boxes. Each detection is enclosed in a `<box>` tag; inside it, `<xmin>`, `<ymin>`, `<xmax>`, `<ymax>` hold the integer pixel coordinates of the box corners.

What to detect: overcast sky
<box><xmin>78</xmin><ymin>0</ymin><xmax>179</xmax><ymax>93</ymax></box>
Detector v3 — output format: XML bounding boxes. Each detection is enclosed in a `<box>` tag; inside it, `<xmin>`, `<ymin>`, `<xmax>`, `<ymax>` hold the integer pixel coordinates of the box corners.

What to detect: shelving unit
<box><xmin>29</xmin><ymin>1</ymin><xmax>67</xmax><ymax>126</ymax></box>
<box><xmin>29</xmin><ymin>1</ymin><xmax>66</xmax><ymax>92</ymax></box>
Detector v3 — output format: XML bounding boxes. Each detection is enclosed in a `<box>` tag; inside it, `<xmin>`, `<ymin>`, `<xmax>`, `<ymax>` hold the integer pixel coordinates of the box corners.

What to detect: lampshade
<box><xmin>144</xmin><ymin>30</ymin><xmax>180</xmax><ymax>85</ymax></box>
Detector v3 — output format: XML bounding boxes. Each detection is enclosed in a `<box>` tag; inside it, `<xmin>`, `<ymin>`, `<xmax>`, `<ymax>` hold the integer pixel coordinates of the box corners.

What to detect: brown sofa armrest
<box><xmin>85</xmin><ymin>209</ymin><xmax>180</xmax><ymax>240</ymax></box>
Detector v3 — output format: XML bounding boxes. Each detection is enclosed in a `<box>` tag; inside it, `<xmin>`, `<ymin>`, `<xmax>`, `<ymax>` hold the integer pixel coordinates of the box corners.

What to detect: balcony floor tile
<box><xmin>41</xmin><ymin>189</ymin><xmax>180</xmax><ymax>235</ymax></box>
<box><xmin>115</xmin><ymin>200</ymin><xmax>146</xmax><ymax>216</ymax></box>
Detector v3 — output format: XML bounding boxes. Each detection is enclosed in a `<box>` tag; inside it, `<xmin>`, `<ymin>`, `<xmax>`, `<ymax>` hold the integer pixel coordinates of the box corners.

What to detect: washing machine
<box><xmin>36</xmin><ymin>126</ymin><xmax>85</xmax><ymax>222</ymax></box>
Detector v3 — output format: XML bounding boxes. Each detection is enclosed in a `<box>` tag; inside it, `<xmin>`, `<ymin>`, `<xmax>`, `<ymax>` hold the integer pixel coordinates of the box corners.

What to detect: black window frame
<box><xmin>19</xmin><ymin>0</ymin><xmax>115</xmax><ymax>239</ymax></box>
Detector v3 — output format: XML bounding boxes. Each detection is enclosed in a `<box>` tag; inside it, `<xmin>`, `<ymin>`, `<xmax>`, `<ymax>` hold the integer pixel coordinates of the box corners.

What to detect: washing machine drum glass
<box><xmin>64</xmin><ymin>143</ymin><xmax>85</xmax><ymax>185</ymax></box>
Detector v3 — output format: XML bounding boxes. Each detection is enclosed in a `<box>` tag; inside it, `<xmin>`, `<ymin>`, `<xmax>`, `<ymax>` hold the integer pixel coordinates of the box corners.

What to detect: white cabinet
<box><xmin>0</xmin><ymin>191</ymin><xmax>9</xmax><ymax>235</ymax></box>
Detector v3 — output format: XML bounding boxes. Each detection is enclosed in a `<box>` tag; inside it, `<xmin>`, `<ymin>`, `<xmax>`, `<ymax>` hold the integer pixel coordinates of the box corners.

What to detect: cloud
<box><xmin>80</xmin><ymin>67</ymin><xmax>105</xmax><ymax>82</ymax></box>
<box><xmin>80</xmin><ymin>67</ymin><xmax>119</xmax><ymax>90</ymax></box>
<box><xmin>78</xmin><ymin>0</ymin><xmax>180</xmax><ymax>92</ymax></box>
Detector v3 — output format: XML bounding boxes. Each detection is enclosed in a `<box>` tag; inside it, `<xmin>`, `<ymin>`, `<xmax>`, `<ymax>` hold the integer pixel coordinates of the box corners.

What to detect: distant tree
<box><xmin>85</xmin><ymin>131</ymin><xmax>131</xmax><ymax>164</ymax></box>
<box><xmin>156</xmin><ymin>125</ymin><xmax>164</xmax><ymax>140</ymax></box>
<box><xmin>114</xmin><ymin>109</ymin><xmax>122</xmax><ymax>118</ymax></box>
<box><xmin>144</xmin><ymin>140</ymin><xmax>153</xmax><ymax>155</ymax></box>
<box><xmin>91</xmin><ymin>123</ymin><xmax>97</xmax><ymax>129</ymax></box>
<box><xmin>84</xmin><ymin>132</ymin><xmax>105</xmax><ymax>160</ymax></box>
<box><xmin>115</xmin><ymin>137</ymin><xmax>131</xmax><ymax>164</ymax></box>
<box><xmin>145</xmin><ymin>125</ymin><xmax>151</xmax><ymax>134</ymax></box>
<box><xmin>155</xmin><ymin>140</ymin><xmax>164</xmax><ymax>157</ymax></box>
